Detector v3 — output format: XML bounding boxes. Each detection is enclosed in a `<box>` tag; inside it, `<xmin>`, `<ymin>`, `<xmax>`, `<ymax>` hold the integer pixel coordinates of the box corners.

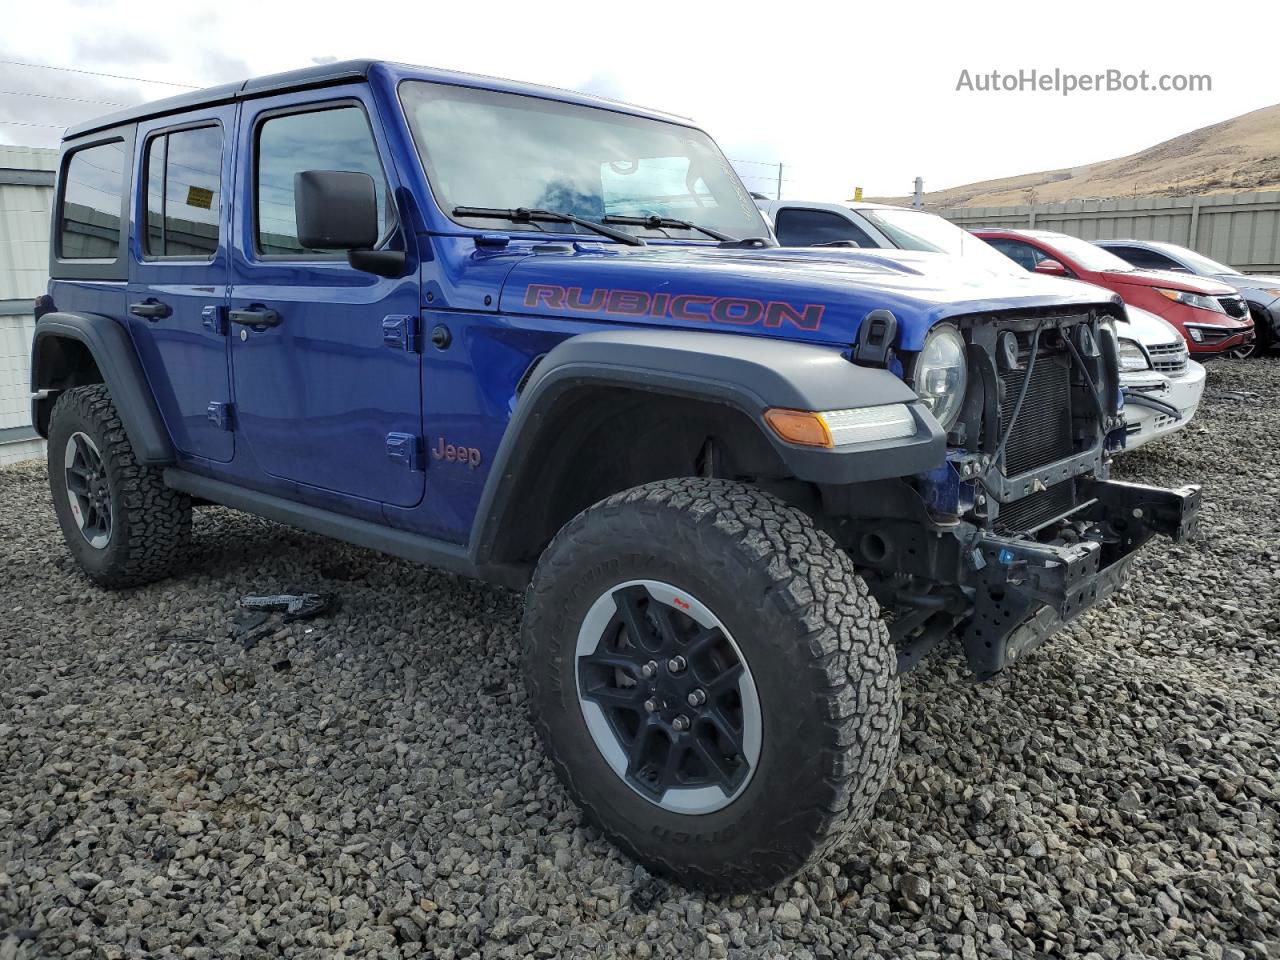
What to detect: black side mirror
<box><xmin>294</xmin><ymin>170</ymin><xmax>405</xmax><ymax>277</ymax></box>
<box><xmin>295</xmin><ymin>170</ymin><xmax>379</xmax><ymax>249</ymax></box>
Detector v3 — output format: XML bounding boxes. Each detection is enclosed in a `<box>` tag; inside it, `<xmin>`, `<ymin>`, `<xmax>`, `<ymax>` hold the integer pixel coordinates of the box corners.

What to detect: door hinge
<box><xmin>202</xmin><ymin>304</ymin><xmax>228</xmax><ymax>336</ymax></box>
<box><xmin>206</xmin><ymin>401</ymin><xmax>234</xmax><ymax>431</ymax></box>
<box><xmin>382</xmin><ymin>314</ymin><xmax>419</xmax><ymax>352</ymax></box>
<box><xmin>385</xmin><ymin>432</ymin><xmax>424</xmax><ymax>470</ymax></box>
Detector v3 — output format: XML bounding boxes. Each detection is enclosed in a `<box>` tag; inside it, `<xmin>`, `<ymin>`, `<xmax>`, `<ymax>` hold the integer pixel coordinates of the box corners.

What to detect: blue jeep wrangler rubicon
<box><xmin>31</xmin><ymin>60</ymin><xmax>1200</xmax><ymax>892</ymax></box>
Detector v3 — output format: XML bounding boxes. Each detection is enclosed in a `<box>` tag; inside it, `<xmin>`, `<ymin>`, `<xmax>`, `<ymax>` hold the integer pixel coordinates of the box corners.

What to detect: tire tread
<box><xmin>522</xmin><ymin>477</ymin><xmax>900</xmax><ymax>891</ymax></box>
<box><xmin>49</xmin><ymin>384</ymin><xmax>189</xmax><ymax>588</ymax></box>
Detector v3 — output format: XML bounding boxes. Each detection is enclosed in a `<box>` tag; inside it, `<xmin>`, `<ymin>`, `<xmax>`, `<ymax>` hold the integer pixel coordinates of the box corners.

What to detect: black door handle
<box><xmin>229</xmin><ymin>307</ymin><xmax>282</xmax><ymax>329</ymax></box>
<box><xmin>129</xmin><ymin>299</ymin><xmax>171</xmax><ymax>320</ymax></box>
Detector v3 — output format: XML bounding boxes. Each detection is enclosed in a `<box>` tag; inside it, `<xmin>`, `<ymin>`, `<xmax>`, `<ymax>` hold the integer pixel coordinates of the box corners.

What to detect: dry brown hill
<box><xmin>873</xmin><ymin>103</ymin><xmax>1280</xmax><ymax>209</ymax></box>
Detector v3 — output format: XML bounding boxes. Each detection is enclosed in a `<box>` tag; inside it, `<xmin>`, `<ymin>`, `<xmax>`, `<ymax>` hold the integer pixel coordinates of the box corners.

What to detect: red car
<box><xmin>973</xmin><ymin>228</ymin><xmax>1255</xmax><ymax>357</ymax></box>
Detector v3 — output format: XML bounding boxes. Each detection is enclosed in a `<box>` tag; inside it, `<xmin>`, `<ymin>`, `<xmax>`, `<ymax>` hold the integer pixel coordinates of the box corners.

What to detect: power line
<box><xmin>0</xmin><ymin>58</ymin><xmax>199</xmax><ymax>89</ymax></box>
<box><xmin>0</xmin><ymin>89</ymin><xmax>129</xmax><ymax>107</ymax></box>
<box><xmin>0</xmin><ymin>119</ymin><xmax>65</xmax><ymax>129</ymax></box>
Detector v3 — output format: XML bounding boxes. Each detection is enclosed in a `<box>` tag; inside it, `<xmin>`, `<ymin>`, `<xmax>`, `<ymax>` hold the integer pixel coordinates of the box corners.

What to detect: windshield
<box><xmin>399</xmin><ymin>81</ymin><xmax>767</xmax><ymax>240</ymax></box>
<box><xmin>1151</xmin><ymin>242</ymin><xmax>1239</xmax><ymax>276</ymax></box>
<box><xmin>1036</xmin><ymin>234</ymin><xmax>1136</xmax><ymax>272</ymax></box>
<box><xmin>859</xmin><ymin>207</ymin><xmax>1021</xmax><ymax>272</ymax></box>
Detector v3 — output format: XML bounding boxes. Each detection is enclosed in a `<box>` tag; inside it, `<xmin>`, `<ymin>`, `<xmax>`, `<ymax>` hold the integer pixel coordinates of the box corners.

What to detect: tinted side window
<box><xmin>143</xmin><ymin>126</ymin><xmax>223</xmax><ymax>258</ymax></box>
<box><xmin>255</xmin><ymin>106</ymin><xmax>389</xmax><ymax>256</ymax></box>
<box><xmin>1108</xmin><ymin>246</ymin><xmax>1180</xmax><ymax>271</ymax></box>
<box><xmin>775</xmin><ymin>207</ymin><xmax>875</xmax><ymax>248</ymax></box>
<box><xmin>60</xmin><ymin>141</ymin><xmax>126</xmax><ymax>259</ymax></box>
<box><xmin>983</xmin><ymin>238</ymin><xmax>1042</xmax><ymax>271</ymax></box>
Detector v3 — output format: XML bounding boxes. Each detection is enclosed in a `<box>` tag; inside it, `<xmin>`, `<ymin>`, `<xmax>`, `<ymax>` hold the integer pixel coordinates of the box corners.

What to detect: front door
<box><xmin>228</xmin><ymin>86</ymin><xmax>424</xmax><ymax>508</ymax></box>
<box><xmin>128</xmin><ymin>107</ymin><xmax>236</xmax><ymax>462</ymax></box>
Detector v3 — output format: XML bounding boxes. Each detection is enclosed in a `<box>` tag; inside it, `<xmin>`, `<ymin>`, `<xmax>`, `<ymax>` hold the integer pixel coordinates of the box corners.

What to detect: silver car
<box><xmin>1095</xmin><ymin>239</ymin><xmax>1280</xmax><ymax>356</ymax></box>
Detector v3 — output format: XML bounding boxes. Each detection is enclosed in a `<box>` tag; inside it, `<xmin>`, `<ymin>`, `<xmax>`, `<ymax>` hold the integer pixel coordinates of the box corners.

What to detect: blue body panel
<box><xmin>128</xmin><ymin>103</ymin><xmax>238</xmax><ymax>463</ymax></box>
<box><xmin>49</xmin><ymin>59</ymin><xmax>1125</xmax><ymax>551</ymax></box>
<box><xmin>225</xmin><ymin>84</ymin><xmax>427</xmax><ymax>511</ymax></box>
<box><xmin>496</xmin><ymin>244</ymin><xmax>1118</xmax><ymax>350</ymax></box>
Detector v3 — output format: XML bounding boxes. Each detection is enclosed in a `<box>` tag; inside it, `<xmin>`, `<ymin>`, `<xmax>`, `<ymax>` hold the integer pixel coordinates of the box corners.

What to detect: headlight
<box><xmin>1117</xmin><ymin>338</ymin><xmax>1150</xmax><ymax>371</ymax></box>
<box><xmin>1154</xmin><ymin>288</ymin><xmax>1223</xmax><ymax>313</ymax></box>
<box><xmin>914</xmin><ymin>324</ymin><xmax>967</xmax><ymax>430</ymax></box>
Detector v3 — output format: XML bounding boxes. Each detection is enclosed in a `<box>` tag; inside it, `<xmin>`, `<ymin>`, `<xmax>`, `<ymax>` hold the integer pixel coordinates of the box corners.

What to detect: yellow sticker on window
<box><xmin>186</xmin><ymin>185</ymin><xmax>214</xmax><ymax>210</ymax></box>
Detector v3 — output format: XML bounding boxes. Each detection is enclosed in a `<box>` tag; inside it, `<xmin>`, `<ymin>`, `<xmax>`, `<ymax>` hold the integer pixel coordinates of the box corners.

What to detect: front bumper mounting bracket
<box><xmin>959</xmin><ymin>479</ymin><xmax>1201</xmax><ymax>679</ymax></box>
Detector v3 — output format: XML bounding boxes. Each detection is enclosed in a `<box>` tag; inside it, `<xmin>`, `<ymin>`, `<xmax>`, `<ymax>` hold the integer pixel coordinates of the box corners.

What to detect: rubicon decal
<box><xmin>523</xmin><ymin>284</ymin><xmax>825</xmax><ymax>331</ymax></box>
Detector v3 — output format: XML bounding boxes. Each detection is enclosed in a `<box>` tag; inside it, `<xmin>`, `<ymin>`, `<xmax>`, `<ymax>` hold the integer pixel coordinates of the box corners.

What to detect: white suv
<box><xmin>757</xmin><ymin>198</ymin><xmax>1205</xmax><ymax>451</ymax></box>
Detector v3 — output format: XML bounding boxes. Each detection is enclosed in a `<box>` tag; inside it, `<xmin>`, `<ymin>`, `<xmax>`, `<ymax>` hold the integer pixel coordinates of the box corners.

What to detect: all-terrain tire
<box><xmin>47</xmin><ymin>384</ymin><xmax>191</xmax><ymax>588</ymax></box>
<box><xmin>521</xmin><ymin>477</ymin><xmax>901</xmax><ymax>892</ymax></box>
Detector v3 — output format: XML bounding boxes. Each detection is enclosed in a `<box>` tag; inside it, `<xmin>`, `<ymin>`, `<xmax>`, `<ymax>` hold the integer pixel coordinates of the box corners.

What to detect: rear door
<box><xmin>128</xmin><ymin>108</ymin><xmax>236</xmax><ymax>462</ymax></box>
<box><xmin>227</xmin><ymin>86</ymin><xmax>424</xmax><ymax>508</ymax></box>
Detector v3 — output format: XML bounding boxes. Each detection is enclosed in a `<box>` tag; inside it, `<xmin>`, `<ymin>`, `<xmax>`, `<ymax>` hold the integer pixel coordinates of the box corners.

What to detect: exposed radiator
<box><xmin>999</xmin><ymin>353</ymin><xmax>1074</xmax><ymax>476</ymax></box>
<box><xmin>995</xmin><ymin>479</ymin><xmax>1077</xmax><ymax>533</ymax></box>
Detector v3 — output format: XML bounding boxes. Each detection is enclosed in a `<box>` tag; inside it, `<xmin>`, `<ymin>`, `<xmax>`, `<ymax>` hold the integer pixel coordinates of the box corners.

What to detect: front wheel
<box><xmin>1249</xmin><ymin>309</ymin><xmax>1273</xmax><ymax>355</ymax></box>
<box><xmin>521</xmin><ymin>478</ymin><xmax>900</xmax><ymax>892</ymax></box>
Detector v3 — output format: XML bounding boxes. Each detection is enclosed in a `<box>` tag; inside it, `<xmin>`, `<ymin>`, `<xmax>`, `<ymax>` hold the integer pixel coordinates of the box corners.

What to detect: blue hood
<box><xmin>499</xmin><ymin>243</ymin><xmax>1123</xmax><ymax>351</ymax></box>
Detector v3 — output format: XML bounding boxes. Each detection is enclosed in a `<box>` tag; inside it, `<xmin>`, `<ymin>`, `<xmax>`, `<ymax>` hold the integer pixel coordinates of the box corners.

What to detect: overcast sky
<box><xmin>2</xmin><ymin>0</ymin><xmax>1276</xmax><ymax>201</ymax></box>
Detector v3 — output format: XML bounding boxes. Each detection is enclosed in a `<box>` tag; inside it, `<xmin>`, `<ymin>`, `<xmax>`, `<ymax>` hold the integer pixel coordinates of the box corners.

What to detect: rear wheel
<box><xmin>47</xmin><ymin>384</ymin><xmax>191</xmax><ymax>588</ymax></box>
<box><xmin>522</xmin><ymin>478</ymin><xmax>900</xmax><ymax>892</ymax></box>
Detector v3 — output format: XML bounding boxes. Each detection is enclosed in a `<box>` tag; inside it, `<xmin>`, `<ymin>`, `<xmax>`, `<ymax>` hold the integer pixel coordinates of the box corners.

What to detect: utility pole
<box><xmin>776</xmin><ymin>163</ymin><xmax>784</xmax><ymax>201</ymax></box>
<box><xmin>912</xmin><ymin>177</ymin><xmax>923</xmax><ymax>209</ymax></box>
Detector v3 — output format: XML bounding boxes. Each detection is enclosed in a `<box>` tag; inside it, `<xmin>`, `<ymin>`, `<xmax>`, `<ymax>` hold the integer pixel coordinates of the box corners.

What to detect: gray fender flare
<box><xmin>30</xmin><ymin>312</ymin><xmax>174</xmax><ymax>464</ymax></box>
<box><xmin>469</xmin><ymin>328</ymin><xmax>945</xmax><ymax>565</ymax></box>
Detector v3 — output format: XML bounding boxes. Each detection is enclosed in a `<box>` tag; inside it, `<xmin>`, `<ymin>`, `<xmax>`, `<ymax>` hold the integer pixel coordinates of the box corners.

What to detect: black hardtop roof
<box><xmin>64</xmin><ymin>59</ymin><xmax>375</xmax><ymax>139</ymax></box>
<box><xmin>63</xmin><ymin>58</ymin><xmax>693</xmax><ymax>141</ymax></box>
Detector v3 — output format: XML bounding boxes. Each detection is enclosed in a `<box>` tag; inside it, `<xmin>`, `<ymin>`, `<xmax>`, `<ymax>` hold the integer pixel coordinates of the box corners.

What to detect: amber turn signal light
<box><xmin>763</xmin><ymin>408</ymin><xmax>833</xmax><ymax>448</ymax></box>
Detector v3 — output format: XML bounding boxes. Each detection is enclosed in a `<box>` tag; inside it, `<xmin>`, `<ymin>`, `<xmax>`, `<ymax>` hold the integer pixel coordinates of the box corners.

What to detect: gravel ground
<box><xmin>2</xmin><ymin>359</ymin><xmax>1277</xmax><ymax>960</ymax></box>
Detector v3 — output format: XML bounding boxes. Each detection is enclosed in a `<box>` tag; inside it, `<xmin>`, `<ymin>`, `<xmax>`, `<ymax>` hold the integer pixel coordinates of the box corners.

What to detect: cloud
<box><xmin>73</xmin><ymin>32</ymin><xmax>170</xmax><ymax>64</ymax></box>
<box><xmin>190</xmin><ymin>49</ymin><xmax>251</xmax><ymax>83</ymax></box>
<box><xmin>0</xmin><ymin>56</ymin><xmax>149</xmax><ymax>147</ymax></box>
<box><xmin>574</xmin><ymin>71</ymin><xmax>628</xmax><ymax>103</ymax></box>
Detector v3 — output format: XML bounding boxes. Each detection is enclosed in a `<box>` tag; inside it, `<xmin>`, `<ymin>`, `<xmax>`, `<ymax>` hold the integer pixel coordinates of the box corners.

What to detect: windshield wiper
<box><xmin>453</xmin><ymin>206</ymin><xmax>645</xmax><ymax>246</ymax></box>
<box><xmin>601</xmin><ymin>214</ymin><xmax>735</xmax><ymax>243</ymax></box>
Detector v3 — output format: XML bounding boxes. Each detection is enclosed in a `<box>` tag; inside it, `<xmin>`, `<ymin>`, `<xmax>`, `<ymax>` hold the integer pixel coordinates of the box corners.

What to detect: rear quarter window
<box><xmin>59</xmin><ymin>140</ymin><xmax>127</xmax><ymax>260</ymax></box>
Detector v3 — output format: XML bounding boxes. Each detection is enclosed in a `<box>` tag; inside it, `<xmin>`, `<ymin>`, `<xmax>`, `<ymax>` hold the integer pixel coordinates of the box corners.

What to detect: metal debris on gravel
<box><xmin>1</xmin><ymin>359</ymin><xmax>1277</xmax><ymax>959</ymax></box>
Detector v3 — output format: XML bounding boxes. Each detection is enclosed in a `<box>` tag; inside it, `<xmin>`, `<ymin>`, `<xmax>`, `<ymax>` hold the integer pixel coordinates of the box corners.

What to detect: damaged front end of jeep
<box><xmin>825</xmin><ymin>306</ymin><xmax>1201</xmax><ymax>680</ymax></box>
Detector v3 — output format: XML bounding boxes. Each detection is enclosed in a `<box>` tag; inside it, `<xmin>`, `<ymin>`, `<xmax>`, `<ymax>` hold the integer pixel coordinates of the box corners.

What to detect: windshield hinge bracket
<box><xmin>853</xmin><ymin>309</ymin><xmax>898</xmax><ymax>367</ymax></box>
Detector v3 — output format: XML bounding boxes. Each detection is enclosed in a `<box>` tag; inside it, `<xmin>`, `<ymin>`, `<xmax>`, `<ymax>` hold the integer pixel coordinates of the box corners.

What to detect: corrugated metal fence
<box><xmin>0</xmin><ymin>146</ymin><xmax>55</xmax><ymax>466</ymax></box>
<box><xmin>937</xmin><ymin>191</ymin><xmax>1280</xmax><ymax>274</ymax></box>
